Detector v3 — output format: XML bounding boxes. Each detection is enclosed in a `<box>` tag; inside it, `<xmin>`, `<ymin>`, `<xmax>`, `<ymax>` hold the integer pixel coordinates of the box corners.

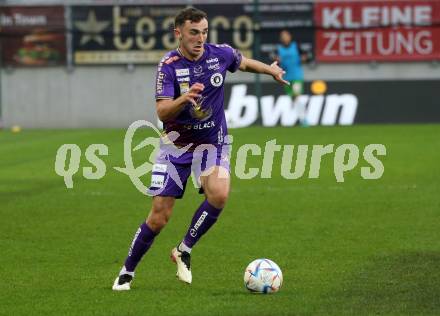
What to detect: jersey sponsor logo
<box><xmin>210</xmin><ymin>73</ymin><xmax>223</xmax><ymax>87</ymax></box>
<box><xmin>194</xmin><ymin>65</ymin><xmax>203</xmax><ymax>74</ymax></box>
<box><xmin>177</xmin><ymin>76</ymin><xmax>190</xmax><ymax>82</ymax></box>
<box><xmin>208</xmin><ymin>63</ymin><xmax>220</xmax><ymax>71</ymax></box>
<box><xmin>193</xmin><ymin>65</ymin><xmax>204</xmax><ymax>77</ymax></box>
<box><xmin>157</xmin><ymin>61</ymin><xmax>164</xmax><ymax>71</ymax></box>
<box><xmin>206</xmin><ymin>57</ymin><xmax>219</xmax><ymax>63</ymax></box>
<box><xmin>189</xmin><ymin>96</ymin><xmax>213</xmax><ymax>121</ymax></box>
<box><xmin>156</xmin><ymin>72</ymin><xmax>166</xmax><ymax>94</ymax></box>
<box><xmin>175</xmin><ymin>68</ymin><xmax>190</xmax><ymax>76</ymax></box>
<box><xmin>164</xmin><ymin>56</ymin><xmax>180</xmax><ymax>64</ymax></box>
<box><xmin>190</xmin><ymin>105</ymin><xmax>213</xmax><ymax>121</ymax></box>
<box><xmin>179</xmin><ymin>82</ymin><xmax>189</xmax><ymax>94</ymax></box>
<box><xmin>184</xmin><ymin>120</ymin><xmax>216</xmax><ymax>130</ymax></box>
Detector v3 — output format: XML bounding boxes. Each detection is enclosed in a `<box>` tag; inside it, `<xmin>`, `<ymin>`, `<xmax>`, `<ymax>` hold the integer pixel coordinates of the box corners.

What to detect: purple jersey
<box><xmin>155</xmin><ymin>43</ymin><xmax>242</xmax><ymax>148</ymax></box>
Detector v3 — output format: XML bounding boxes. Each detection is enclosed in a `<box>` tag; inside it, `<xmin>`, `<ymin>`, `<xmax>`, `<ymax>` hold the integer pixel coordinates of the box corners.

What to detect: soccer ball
<box><xmin>243</xmin><ymin>258</ymin><xmax>283</xmax><ymax>293</ymax></box>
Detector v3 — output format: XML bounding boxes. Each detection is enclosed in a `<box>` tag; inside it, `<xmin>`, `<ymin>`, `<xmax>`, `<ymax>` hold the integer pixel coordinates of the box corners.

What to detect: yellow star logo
<box><xmin>74</xmin><ymin>10</ymin><xmax>110</xmax><ymax>46</ymax></box>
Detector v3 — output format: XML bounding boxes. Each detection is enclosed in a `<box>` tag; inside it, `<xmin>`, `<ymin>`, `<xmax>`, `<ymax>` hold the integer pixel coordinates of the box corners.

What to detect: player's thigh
<box><xmin>201</xmin><ymin>166</ymin><xmax>230</xmax><ymax>201</ymax></box>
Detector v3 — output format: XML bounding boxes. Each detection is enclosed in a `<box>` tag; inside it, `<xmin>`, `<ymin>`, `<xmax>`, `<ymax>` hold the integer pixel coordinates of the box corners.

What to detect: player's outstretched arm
<box><xmin>239</xmin><ymin>56</ymin><xmax>289</xmax><ymax>86</ymax></box>
<box><xmin>156</xmin><ymin>83</ymin><xmax>204</xmax><ymax>122</ymax></box>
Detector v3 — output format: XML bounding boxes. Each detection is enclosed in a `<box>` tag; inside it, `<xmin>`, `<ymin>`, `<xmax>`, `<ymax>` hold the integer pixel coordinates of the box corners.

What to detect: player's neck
<box><xmin>178</xmin><ymin>46</ymin><xmax>204</xmax><ymax>61</ymax></box>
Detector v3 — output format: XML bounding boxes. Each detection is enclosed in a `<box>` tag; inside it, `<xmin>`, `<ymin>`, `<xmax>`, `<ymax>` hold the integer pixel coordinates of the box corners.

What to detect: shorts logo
<box><xmin>176</xmin><ymin>68</ymin><xmax>189</xmax><ymax>76</ymax></box>
<box><xmin>151</xmin><ymin>174</ymin><xmax>165</xmax><ymax>188</ymax></box>
<box><xmin>210</xmin><ymin>73</ymin><xmax>223</xmax><ymax>87</ymax></box>
<box><xmin>152</xmin><ymin>163</ymin><xmax>167</xmax><ymax>173</ymax></box>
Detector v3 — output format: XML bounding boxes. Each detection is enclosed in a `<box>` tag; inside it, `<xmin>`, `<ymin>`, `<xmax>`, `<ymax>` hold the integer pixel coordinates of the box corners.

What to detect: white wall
<box><xmin>2</xmin><ymin>66</ymin><xmax>156</xmax><ymax>128</ymax></box>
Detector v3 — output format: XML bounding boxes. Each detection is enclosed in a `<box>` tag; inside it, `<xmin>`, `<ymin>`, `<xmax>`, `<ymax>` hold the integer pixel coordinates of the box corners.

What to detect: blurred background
<box><xmin>0</xmin><ymin>0</ymin><xmax>439</xmax><ymax>129</ymax></box>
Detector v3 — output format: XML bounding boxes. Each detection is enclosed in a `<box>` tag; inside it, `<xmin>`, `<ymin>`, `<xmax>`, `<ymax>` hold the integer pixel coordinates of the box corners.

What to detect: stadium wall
<box><xmin>2</xmin><ymin>62</ymin><xmax>439</xmax><ymax>128</ymax></box>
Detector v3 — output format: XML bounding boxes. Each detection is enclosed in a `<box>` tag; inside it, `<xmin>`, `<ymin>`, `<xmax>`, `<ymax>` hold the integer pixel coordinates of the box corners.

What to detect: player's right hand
<box><xmin>270</xmin><ymin>61</ymin><xmax>289</xmax><ymax>86</ymax></box>
<box><xmin>184</xmin><ymin>83</ymin><xmax>204</xmax><ymax>107</ymax></box>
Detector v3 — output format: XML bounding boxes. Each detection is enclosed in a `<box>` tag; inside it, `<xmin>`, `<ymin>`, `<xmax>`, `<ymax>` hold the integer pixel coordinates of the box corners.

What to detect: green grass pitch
<box><xmin>1</xmin><ymin>124</ymin><xmax>439</xmax><ymax>315</ymax></box>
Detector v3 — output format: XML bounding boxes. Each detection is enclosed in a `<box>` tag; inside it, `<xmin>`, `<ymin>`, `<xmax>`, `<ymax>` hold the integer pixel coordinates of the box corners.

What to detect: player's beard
<box><xmin>189</xmin><ymin>44</ymin><xmax>203</xmax><ymax>58</ymax></box>
<box><xmin>180</xmin><ymin>39</ymin><xmax>203</xmax><ymax>59</ymax></box>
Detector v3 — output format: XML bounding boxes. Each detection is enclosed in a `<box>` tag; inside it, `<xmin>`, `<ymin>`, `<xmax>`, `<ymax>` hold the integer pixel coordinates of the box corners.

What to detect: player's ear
<box><xmin>174</xmin><ymin>28</ymin><xmax>182</xmax><ymax>40</ymax></box>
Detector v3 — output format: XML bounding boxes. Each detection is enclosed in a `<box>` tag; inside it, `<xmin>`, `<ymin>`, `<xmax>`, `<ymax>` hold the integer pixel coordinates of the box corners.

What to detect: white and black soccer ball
<box><xmin>244</xmin><ymin>258</ymin><xmax>283</xmax><ymax>294</ymax></box>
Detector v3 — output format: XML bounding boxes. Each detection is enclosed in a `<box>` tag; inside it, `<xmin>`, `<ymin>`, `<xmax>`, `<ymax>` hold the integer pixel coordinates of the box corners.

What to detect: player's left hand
<box><xmin>270</xmin><ymin>61</ymin><xmax>289</xmax><ymax>85</ymax></box>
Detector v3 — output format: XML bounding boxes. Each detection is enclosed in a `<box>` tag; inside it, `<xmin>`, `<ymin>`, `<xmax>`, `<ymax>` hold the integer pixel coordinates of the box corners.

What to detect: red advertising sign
<box><xmin>0</xmin><ymin>6</ymin><xmax>66</xmax><ymax>66</ymax></box>
<box><xmin>315</xmin><ymin>0</ymin><xmax>440</xmax><ymax>62</ymax></box>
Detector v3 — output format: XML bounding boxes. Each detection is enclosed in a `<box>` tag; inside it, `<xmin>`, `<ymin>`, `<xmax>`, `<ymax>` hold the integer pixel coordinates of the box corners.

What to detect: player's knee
<box><xmin>208</xmin><ymin>189</ymin><xmax>229</xmax><ymax>209</ymax></box>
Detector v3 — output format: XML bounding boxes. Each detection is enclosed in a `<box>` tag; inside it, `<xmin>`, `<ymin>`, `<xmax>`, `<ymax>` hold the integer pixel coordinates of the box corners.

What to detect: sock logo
<box><xmin>128</xmin><ymin>227</ymin><xmax>141</xmax><ymax>256</ymax></box>
<box><xmin>190</xmin><ymin>211</ymin><xmax>208</xmax><ymax>237</ymax></box>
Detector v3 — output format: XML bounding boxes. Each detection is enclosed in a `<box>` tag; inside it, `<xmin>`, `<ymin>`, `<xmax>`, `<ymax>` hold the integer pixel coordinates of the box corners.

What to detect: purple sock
<box><xmin>183</xmin><ymin>199</ymin><xmax>223</xmax><ymax>248</ymax></box>
<box><xmin>124</xmin><ymin>222</ymin><xmax>158</xmax><ymax>272</ymax></box>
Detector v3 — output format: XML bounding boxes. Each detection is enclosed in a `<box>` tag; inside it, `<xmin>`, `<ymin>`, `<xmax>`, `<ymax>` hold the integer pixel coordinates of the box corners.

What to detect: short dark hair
<box><xmin>174</xmin><ymin>7</ymin><xmax>208</xmax><ymax>28</ymax></box>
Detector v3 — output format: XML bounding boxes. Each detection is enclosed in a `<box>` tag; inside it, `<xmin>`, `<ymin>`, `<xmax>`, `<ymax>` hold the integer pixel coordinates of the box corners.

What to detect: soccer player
<box><xmin>276</xmin><ymin>30</ymin><xmax>308</xmax><ymax>126</ymax></box>
<box><xmin>113</xmin><ymin>7</ymin><xmax>287</xmax><ymax>291</ymax></box>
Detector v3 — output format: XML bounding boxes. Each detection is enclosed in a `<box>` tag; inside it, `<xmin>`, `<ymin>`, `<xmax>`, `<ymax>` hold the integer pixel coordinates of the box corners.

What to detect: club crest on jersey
<box><xmin>210</xmin><ymin>73</ymin><xmax>223</xmax><ymax>87</ymax></box>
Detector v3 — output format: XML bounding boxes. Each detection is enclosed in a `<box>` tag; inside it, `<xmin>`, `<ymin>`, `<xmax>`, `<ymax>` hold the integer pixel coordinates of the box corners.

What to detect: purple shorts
<box><xmin>148</xmin><ymin>143</ymin><xmax>230</xmax><ymax>199</ymax></box>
